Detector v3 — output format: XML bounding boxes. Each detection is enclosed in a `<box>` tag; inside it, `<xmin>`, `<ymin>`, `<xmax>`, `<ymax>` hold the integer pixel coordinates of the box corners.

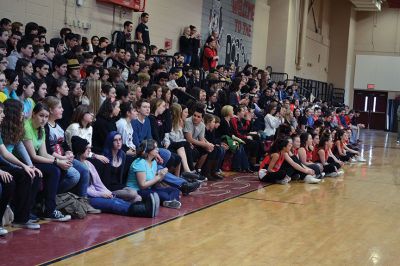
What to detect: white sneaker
<box><xmin>43</xmin><ymin>210</ymin><xmax>71</xmax><ymax>222</ymax></box>
<box><xmin>276</xmin><ymin>175</ymin><xmax>291</xmax><ymax>185</ymax></box>
<box><xmin>163</xmin><ymin>200</ymin><xmax>181</xmax><ymax>209</ymax></box>
<box><xmin>325</xmin><ymin>172</ymin><xmax>339</xmax><ymax>178</ymax></box>
<box><xmin>304</xmin><ymin>175</ymin><xmax>322</xmax><ymax>184</ymax></box>
<box><xmin>0</xmin><ymin>227</ymin><xmax>8</xmax><ymax>236</ymax></box>
<box><xmin>321</xmin><ymin>172</ymin><xmax>326</xmax><ymax>178</ymax></box>
<box><xmin>357</xmin><ymin>157</ymin><xmax>366</xmax><ymax>163</ymax></box>
<box><xmin>258</xmin><ymin>169</ymin><xmax>268</xmax><ymax>180</ymax></box>
<box><xmin>12</xmin><ymin>221</ymin><xmax>40</xmax><ymax>230</ymax></box>
<box><xmin>350</xmin><ymin>158</ymin><xmax>357</xmax><ymax>163</ymax></box>
<box><xmin>337</xmin><ymin>170</ymin><xmax>344</xmax><ymax>175</ymax></box>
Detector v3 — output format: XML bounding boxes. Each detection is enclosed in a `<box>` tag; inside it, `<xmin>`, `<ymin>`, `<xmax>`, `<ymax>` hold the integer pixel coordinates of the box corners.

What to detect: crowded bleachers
<box><xmin>0</xmin><ymin>14</ymin><xmax>367</xmax><ymax>236</ymax></box>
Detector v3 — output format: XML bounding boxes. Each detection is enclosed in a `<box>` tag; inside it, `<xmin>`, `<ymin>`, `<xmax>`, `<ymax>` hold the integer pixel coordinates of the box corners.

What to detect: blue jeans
<box><xmin>58</xmin><ymin>166</ymin><xmax>80</xmax><ymax>194</ymax></box>
<box><xmin>157</xmin><ymin>164</ymin><xmax>186</xmax><ymax>188</ymax></box>
<box><xmin>232</xmin><ymin>146</ymin><xmax>250</xmax><ymax>171</ymax></box>
<box><xmin>158</xmin><ymin>148</ymin><xmax>171</xmax><ymax>167</ymax></box>
<box><xmin>72</xmin><ymin>159</ymin><xmax>90</xmax><ymax>197</ymax></box>
<box><xmin>138</xmin><ymin>187</ymin><xmax>180</xmax><ymax>203</ymax></box>
<box><xmin>184</xmin><ymin>54</ymin><xmax>192</xmax><ymax>65</ymax></box>
<box><xmin>89</xmin><ymin>197</ymin><xmax>130</xmax><ymax>216</ymax></box>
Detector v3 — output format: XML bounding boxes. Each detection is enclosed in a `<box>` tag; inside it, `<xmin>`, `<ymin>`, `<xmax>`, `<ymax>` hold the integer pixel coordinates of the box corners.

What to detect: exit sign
<box><xmin>367</xmin><ymin>84</ymin><xmax>375</xmax><ymax>89</ymax></box>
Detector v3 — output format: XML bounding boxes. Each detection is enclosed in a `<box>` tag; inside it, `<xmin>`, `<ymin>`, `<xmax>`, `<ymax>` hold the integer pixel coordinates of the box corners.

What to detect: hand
<box><xmin>158</xmin><ymin>168</ymin><xmax>168</xmax><ymax>177</ymax></box>
<box><xmin>0</xmin><ymin>170</ymin><xmax>13</xmax><ymax>183</ymax></box>
<box><xmin>95</xmin><ymin>155</ymin><xmax>110</xmax><ymax>164</ymax></box>
<box><xmin>207</xmin><ymin>143</ymin><xmax>214</xmax><ymax>152</ymax></box>
<box><xmin>246</xmin><ymin>135</ymin><xmax>253</xmax><ymax>140</ymax></box>
<box><xmin>57</xmin><ymin>159</ymin><xmax>72</xmax><ymax>170</ymax></box>
<box><xmin>65</xmin><ymin>151</ymin><xmax>74</xmax><ymax>161</ymax></box>
<box><xmin>307</xmin><ymin>169</ymin><xmax>315</xmax><ymax>175</ymax></box>
<box><xmin>221</xmin><ymin>142</ymin><xmax>229</xmax><ymax>151</ymax></box>
<box><xmin>127</xmin><ymin>149</ymin><xmax>136</xmax><ymax>156</ymax></box>
<box><xmin>103</xmin><ymin>192</ymin><xmax>113</xmax><ymax>198</ymax></box>
<box><xmin>22</xmin><ymin>165</ymin><xmax>36</xmax><ymax>179</ymax></box>
<box><xmin>34</xmin><ymin>167</ymin><xmax>43</xmax><ymax>178</ymax></box>
<box><xmin>339</xmin><ymin>161</ymin><xmax>345</xmax><ymax>166</ymax></box>
<box><xmin>155</xmin><ymin>154</ymin><xmax>164</xmax><ymax>165</ymax></box>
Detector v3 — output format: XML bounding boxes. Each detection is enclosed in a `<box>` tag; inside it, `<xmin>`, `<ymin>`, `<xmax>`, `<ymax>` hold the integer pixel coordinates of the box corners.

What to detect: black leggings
<box><xmin>169</xmin><ymin>141</ymin><xmax>195</xmax><ymax>171</ymax></box>
<box><xmin>0</xmin><ymin>165</ymin><xmax>40</xmax><ymax>223</ymax></box>
<box><xmin>320</xmin><ymin>157</ymin><xmax>341</xmax><ymax>174</ymax></box>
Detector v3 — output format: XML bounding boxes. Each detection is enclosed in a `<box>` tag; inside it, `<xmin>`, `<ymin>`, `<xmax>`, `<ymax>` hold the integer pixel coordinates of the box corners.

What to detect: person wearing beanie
<box><xmin>71</xmin><ymin>136</ymin><xmax>159</xmax><ymax>218</ymax></box>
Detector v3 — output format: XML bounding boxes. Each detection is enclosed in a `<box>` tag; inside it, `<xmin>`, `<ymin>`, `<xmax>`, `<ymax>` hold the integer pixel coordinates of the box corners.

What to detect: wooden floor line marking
<box><xmin>239</xmin><ymin>196</ymin><xmax>305</xmax><ymax>205</ymax></box>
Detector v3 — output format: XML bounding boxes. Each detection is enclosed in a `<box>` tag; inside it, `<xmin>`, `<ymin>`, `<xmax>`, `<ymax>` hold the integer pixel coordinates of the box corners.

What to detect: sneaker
<box><xmin>43</xmin><ymin>210</ymin><xmax>71</xmax><ymax>222</ymax></box>
<box><xmin>0</xmin><ymin>227</ymin><xmax>8</xmax><ymax>236</ymax></box>
<box><xmin>337</xmin><ymin>169</ymin><xmax>345</xmax><ymax>175</ymax></box>
<box><xmin>325</xmin><ymin>172</ymin><xmax>339</xmax><ymax>178</ymax></box>
<box><xmin>304</xmin><ymin>175</ymin><xmax>322</xmax><ymax>184</ymax></box>
<box><xmin>181</xmin><ymin>172</ymin><xmax>199</xmax><ymax>182</ymax></box>
<box><xmin>180</xmin><ymin>181</ymin><xmax>200</xmax><ymax>195</ymax></box>
<box><xmin>357</xmin><ymin>157</ymin><xmax>366</xmax><ymax>163</ymax></box>
<box><xmin>350</xmin><ymin>158</ymin><xmax>357</xmax><ymax>163</ymax></box>
<box><xmin>12</xmin><ymin>221</ymin><xmax>40</xmax><ymax>230</ymax></box>
<box><xmin>29</xmin><ymin>213</ymin><xmax>39</xmax><ymax>223</ymax></box>
<box><xmin>277</xmin><ymin>175</ymin><xmax>291</xmax><ymax>185</ymax></box>
<box><xmin>195</xmin><ymin>170</ymin><xmax>208</xmax><ymax>182</ymax></box>
<box><xmin>163</xmin><ymin>200</ymin><xmax>182</xmax><ymax>209</ymax></box>
<box><xmin>321</xmin><ymin>172</ymin><xmax>326</xmax><ymax>178</ymax></box>
<box><xmin>397</xmin><ymin>140</ymin><xmax>400</xmax><ymax>144</ymax></box>
<box><xmin>258</xmin><ymin>169</ymin><xmax>268</xmax><ymax>180</ymax></box>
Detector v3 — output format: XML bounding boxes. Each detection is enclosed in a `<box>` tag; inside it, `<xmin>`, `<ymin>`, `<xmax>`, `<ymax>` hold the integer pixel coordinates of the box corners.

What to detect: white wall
<box><xmin>354</xmin><ymin>54</ymin><xmax>400</xmax><ymax>92</ymax></box>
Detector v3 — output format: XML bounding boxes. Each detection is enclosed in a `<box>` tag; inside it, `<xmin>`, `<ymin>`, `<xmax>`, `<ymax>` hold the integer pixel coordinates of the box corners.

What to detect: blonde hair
<box><xmin>221</xmin><ymin>105</ymin><xmax>234</xmax><ymax>118</ymax></box>
<box><xmin>171</xmin><ymin>103</ymin><xmax>182</xmax><ymax>131</ymax></box>
<box><xmin>85</xmin><ymin>79</ymin><xmax>102</xmax><ymax>115</ymax></box>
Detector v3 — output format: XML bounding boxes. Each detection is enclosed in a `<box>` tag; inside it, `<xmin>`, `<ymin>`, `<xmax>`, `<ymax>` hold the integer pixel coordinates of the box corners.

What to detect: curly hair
<box><xmin>1</xmin><ymin>99</ymin><xmax>25</xmax><ymax>145</ymax></box>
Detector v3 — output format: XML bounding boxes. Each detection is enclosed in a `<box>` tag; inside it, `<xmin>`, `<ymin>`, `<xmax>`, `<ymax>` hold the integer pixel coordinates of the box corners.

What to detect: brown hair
<box><xmin>71</xmin><ymin>104</ymin><xmax>92</xmax><ymax>128</ymax></box>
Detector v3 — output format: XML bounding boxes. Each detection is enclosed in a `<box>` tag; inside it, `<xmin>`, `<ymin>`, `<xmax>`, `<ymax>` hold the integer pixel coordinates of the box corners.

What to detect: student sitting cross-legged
<box><xmin>71</xmin><ymin>136</ymin><xmax>159</xmax><ymax>218</ymax></box>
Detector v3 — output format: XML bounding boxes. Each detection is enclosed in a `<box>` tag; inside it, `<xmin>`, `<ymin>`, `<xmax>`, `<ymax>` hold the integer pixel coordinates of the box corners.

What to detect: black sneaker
<box><xmin>181</xmin><ymin>172</ymin><xmax>199</xmax><ymax>182</ymax></box>
<box><xmin>195</xmin><ymin>170</ymin><xmax>208</xmax><ymax>182</ymax></box>
<box><xmin>43</xmin><ymin>210</ymin><xmax>71</xmax><ymax>222</ymax></box>
<box><xmin>181</xmin><ymin>181</ymin><xmax>200</xmax><ymax>195</ymax></box>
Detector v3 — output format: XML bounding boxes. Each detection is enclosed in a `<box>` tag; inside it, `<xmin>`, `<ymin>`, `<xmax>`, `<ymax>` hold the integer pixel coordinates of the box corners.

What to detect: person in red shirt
<box><xmin>202</xmin><ymin>36</ymin><xmax>218</xmax><ymax>71</ymax></box>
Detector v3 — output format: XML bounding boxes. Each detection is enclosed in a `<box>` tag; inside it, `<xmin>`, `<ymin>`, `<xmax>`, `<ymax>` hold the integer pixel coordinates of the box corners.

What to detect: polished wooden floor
<box><xmin>55</xmin><ymin>130</ymin><xmax>400</xmax><ymax>266</ymax></box>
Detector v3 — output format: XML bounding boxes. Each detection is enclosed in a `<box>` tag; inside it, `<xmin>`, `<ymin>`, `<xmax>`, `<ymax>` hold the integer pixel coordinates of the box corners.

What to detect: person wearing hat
<box><xmin>67</xmin><ymin>58</ymin><xmax>81</xmax><ymax>81</ymax></box>
<box><xmin>71</xmin><ymin>135</ymin><xmax>160</xmax><ymax>218</ymax></box>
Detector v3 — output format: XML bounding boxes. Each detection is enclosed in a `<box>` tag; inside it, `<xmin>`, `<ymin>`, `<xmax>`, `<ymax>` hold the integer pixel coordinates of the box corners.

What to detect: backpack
<box><xmin>1</xmin><ymin>205</ymin><xmax>14</xmax><ymax>226</ymax></box>
<box><xmin>55</xmin><ymin>192</ymin><xmax>87</xmax><ymax>219</ymax></box>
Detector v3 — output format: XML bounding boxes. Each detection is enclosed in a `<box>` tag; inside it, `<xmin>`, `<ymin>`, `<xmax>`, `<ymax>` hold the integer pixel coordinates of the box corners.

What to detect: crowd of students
<box><xmin>0</xmin><ymin>16</ymin><xmax>366</xmax><ymax>236</ymax></box>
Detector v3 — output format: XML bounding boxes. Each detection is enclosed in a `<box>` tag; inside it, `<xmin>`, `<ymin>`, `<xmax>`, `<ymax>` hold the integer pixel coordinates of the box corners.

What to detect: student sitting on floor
<box><xmin>313</xmin><ymin>132</ymin><xmax>344</xmax><ymax>178</ymax></box>
<box><xmin>333</xmin><ymin>129</ymin><xmax>365</xmax><ymax>163</ymax></box>
<box><xmin>298</xmin><ymin>132</ymin><xmax>325</xmax><ymax>179</ymax></box>
<box><xmin>71</xmin><ymin>136</ymin><xmax>159</xmax><ymax>218</ymax></box>
<box><xmin>126</xmin><ymin>139</ymin><xmax>182</xmax><ymax>209</ymax></box>
<box><xmin>101</xmin><ymin>131</ymin><xmax>142</xmax><ymax>203</ymax></box>
<box><xmin>258</xmin><ymin>137</ymin><xmax>292</xmax><ymax>185</ymax></box>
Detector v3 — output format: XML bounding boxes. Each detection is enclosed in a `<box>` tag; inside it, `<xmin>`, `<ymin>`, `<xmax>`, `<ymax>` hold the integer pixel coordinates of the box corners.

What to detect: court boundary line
<box><xmin>39</xmin><ymin>183</ymin><xmax>273</xmax><ymax>265</ymax></box>
<box><xmin>239</xmin><ymin>196</ymin><xmax>305</xmax><ymax>205</ymax></box>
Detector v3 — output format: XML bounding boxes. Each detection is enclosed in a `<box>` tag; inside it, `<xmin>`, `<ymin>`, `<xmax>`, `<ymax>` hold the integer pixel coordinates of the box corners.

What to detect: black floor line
<box><xmin>239</xmin><ymin>196</ymin><xmax>305</xmax><ymax>205</ymax></box>
<box><xmin>39</xmin><ymin>183</ymin><xmax>272</xmax><ymax>265</ymax></box>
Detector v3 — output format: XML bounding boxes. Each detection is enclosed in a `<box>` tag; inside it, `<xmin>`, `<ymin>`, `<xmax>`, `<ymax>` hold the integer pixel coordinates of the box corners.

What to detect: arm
<box><xmin>298</xmin><ymin>147</ymin><xmax>311</xmax><ymax>166</ymax></box>
<box><xmin>335</xmin><ymin>141</ymin><xmax>346</xmax><ymax>156</ymax></box>
<box><xmin>318</xmin><ymin>149</ymin><xmax>327</xmax><ymax>165</ymax></box>
<box><xmin>328</xmin><ymin>149</ymin><xmax>343</xmax><ymax>164</ymax></box>
<box><xmin>0</xmin><ymin>144</ymin><xmax>36</xmax><ymax>178</ymax></box>
<box><xmin>267</xmin><ymin>153</ymin><xmax>279</xmax><ymax>172</ymax></box>
<box><xmin>284</xmin><ymin>153</ymin><xmax>312</xmax><ymax>174</ymax></box>
<box><xmin>231</xmin><ymin>118</ymin><xmax>248</xmax><ymax>139</ymax></box>
<box><xmin>184</xmin><ymin>132</ymin><xmax>209</xmax><ymax>149</ymax></box>
<box><xmin>136</xmin><ymin>171</ymin><xmax>163</xmax><ymax>189</ymax></box>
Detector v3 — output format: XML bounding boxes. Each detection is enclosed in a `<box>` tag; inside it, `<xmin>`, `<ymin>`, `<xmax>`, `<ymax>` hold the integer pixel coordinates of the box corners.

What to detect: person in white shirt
<box><xmin>264</xmin><ymin>103</ymin><xmax>282</xmax><ymax>140</ymax></box>
<box><xmin>116</xmin><ymin>101</ymin><xmax>137</xmax><ymax>156</ymax></box>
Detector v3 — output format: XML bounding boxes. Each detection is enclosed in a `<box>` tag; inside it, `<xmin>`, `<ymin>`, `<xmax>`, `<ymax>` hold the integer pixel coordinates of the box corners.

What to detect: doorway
<box><xmin>353</xmin><ymin>90</ymin><xmax>388</xmax><ymax>130</ymax></box>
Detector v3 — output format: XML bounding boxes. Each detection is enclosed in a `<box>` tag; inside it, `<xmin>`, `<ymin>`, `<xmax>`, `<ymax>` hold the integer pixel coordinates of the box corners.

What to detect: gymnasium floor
<box><xmin>1</xmin><ymin>130</ymin><xmax>400</xmax><ymax>266</ymax></box>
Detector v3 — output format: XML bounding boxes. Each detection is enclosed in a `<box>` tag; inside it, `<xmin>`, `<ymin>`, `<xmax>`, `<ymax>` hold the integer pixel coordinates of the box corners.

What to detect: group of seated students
<box><xmin>0</xmin><ymin>17</ymin><xmax>367</xmax><ymax>236</ymax></box>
